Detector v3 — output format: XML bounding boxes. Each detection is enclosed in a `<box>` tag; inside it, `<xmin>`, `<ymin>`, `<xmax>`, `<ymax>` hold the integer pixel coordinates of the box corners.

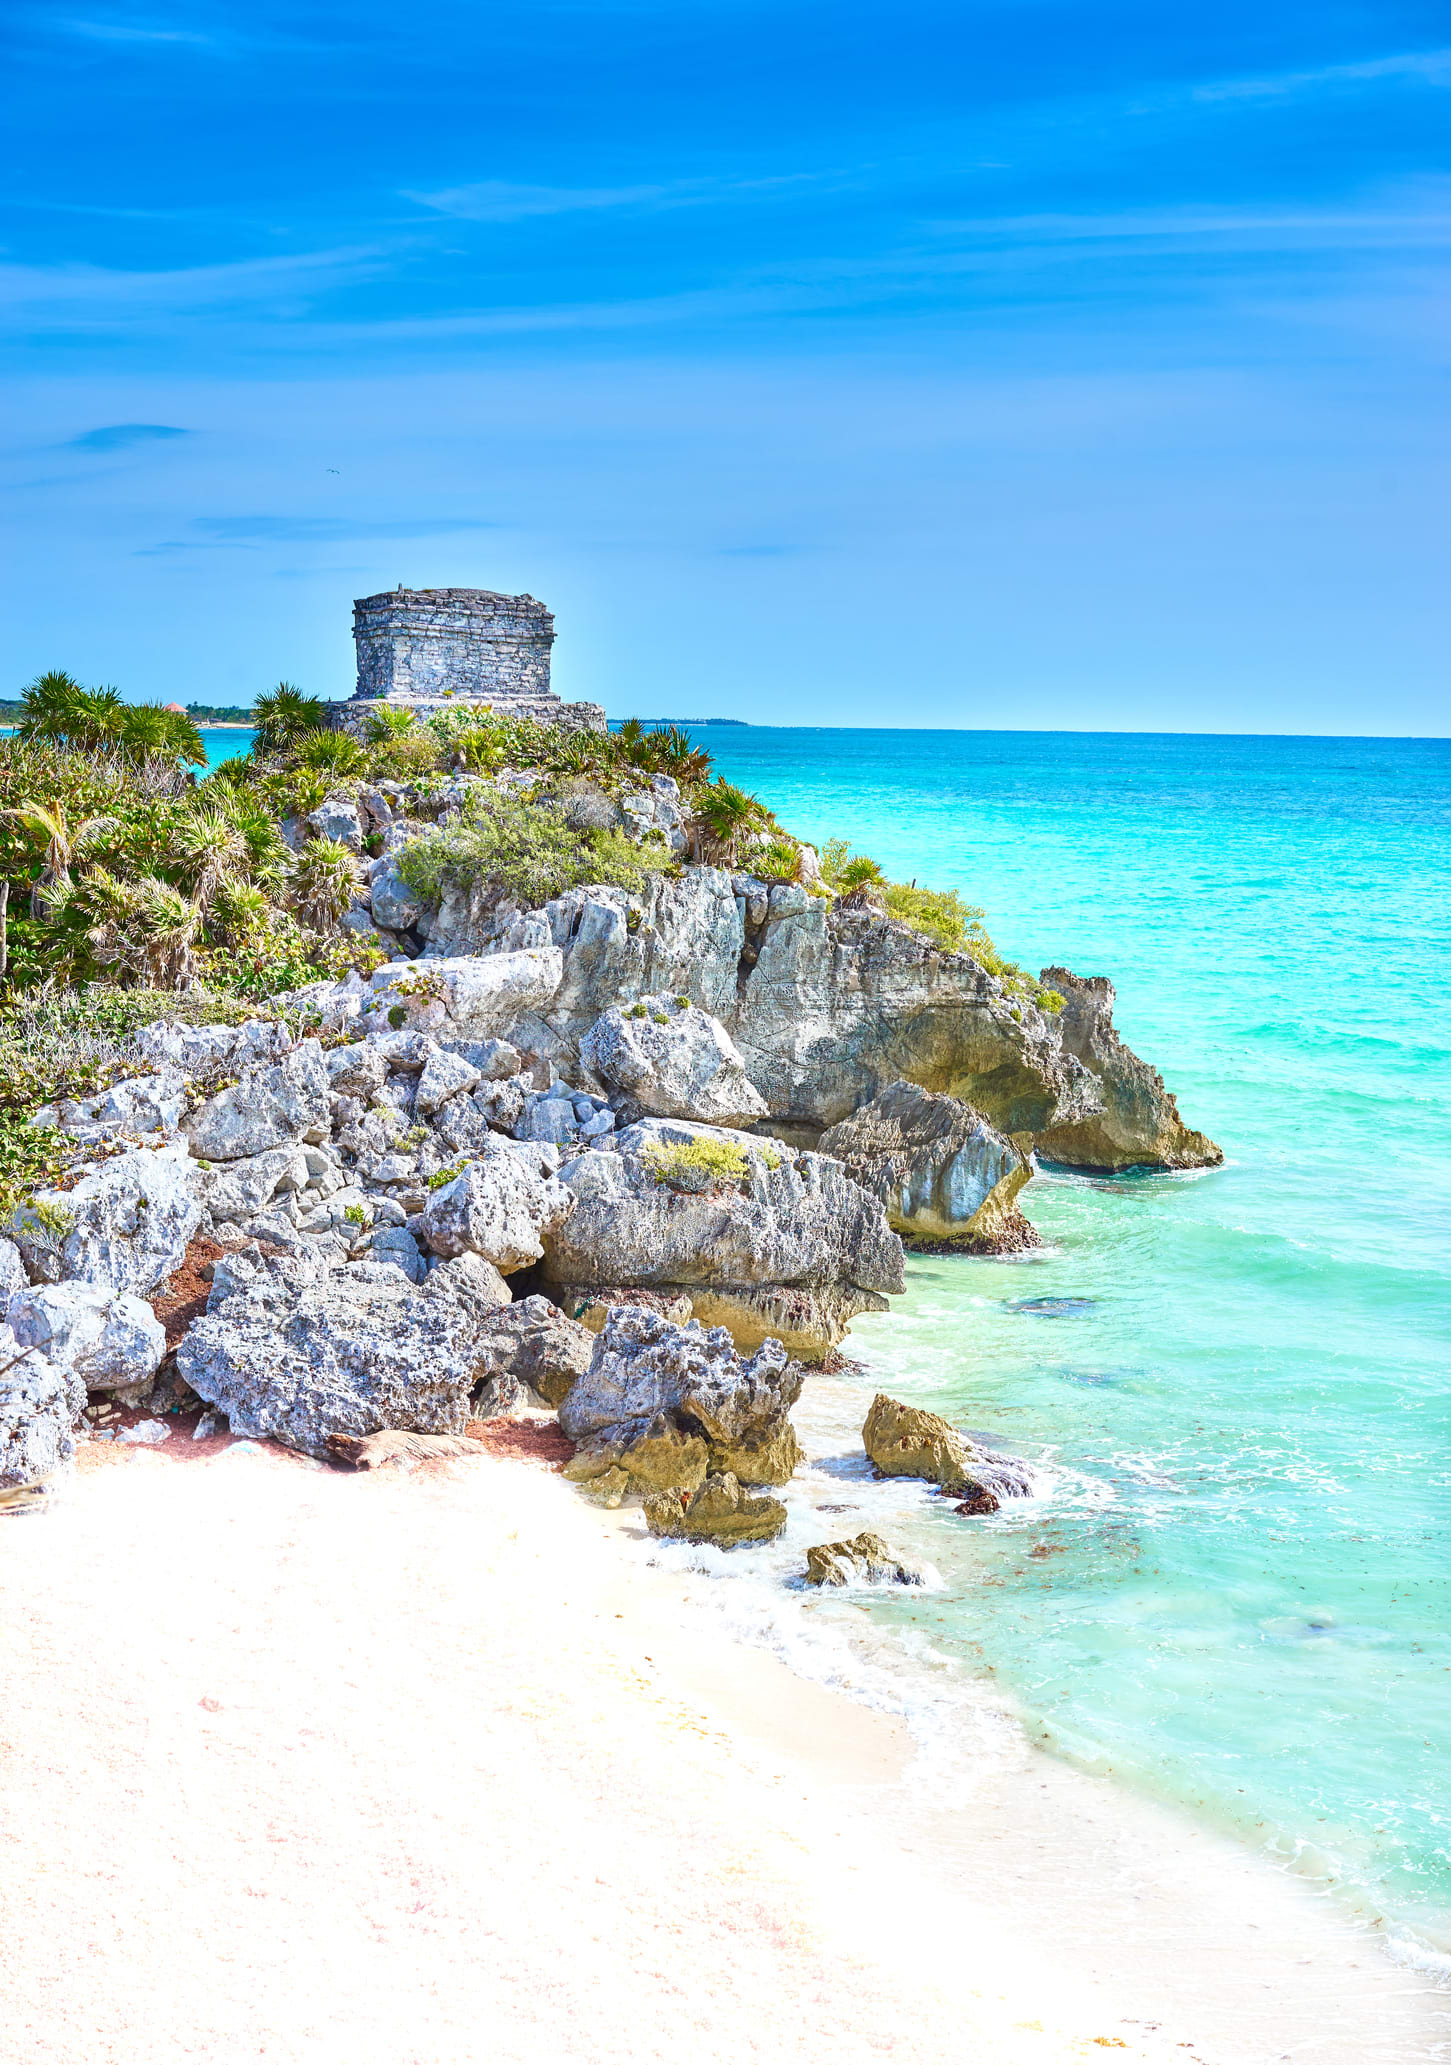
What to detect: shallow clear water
<box><xmin>694</xmin><ymin>728</ymin><xmax>1451</xmax><ymax>1962</ymax></box>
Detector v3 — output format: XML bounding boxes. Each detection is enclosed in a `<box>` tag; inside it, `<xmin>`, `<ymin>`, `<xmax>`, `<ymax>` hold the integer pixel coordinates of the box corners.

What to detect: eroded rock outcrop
<box><xmin>541</xmin><ymin>1118</ymin><xmax>902</xmax><ymax>1361</ymax></box>
<box><xmin>559</xmin><ymin>1305</ymin><xmax>802</xmax><ymax>1497</ymax></box>
<box><xmin>0</xmin><ymin>1335</ymin><xmax>84</xmax><ymax>1499</ymax></box>
<box><xmin>7</xmin><ymin>1283</ymin><xmax>164</xmax><ymax>1392</ymax></box>
<box><xmin>1032</xmin><ymin>968</ymin><xmax>1224</xmax><ymax>1170</ymax></box>
<box><xmin>862</xmin><ymin>1392</ymin><xmax>1037</xmax><ymax>1510</ymax></box>
<box><xmin>580</xmin><ymin>994</ymin><xmax>768</xmax><ymax>1127</ymax></box>
<box><xmin>19</xmin><ymin>1143</ymin><xmax>201</xmax><ymax>1296</ymax></box>
<box><xmin>178</xmin><ymin>1251</ymin><xmax>499</xmax><ymax>1458</ymax></box>
<box><xmin>414</xmin><ymin>1140</ymin><xmax>575</xmax><ymax>1273</ymax></box>
<box><xmin>642</xmin><ymin>1472</ymin><xmax>788</xmax><ymax>1546</ymax></box>
<box><xmin>820</xmin><ymin>1079</ymin><xmax>1039</xmax><ymax>1252</ymax></box>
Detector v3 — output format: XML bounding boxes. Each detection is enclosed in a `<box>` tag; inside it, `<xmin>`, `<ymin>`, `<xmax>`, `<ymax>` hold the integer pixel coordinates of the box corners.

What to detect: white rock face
<box><xmin>414</xmin><ymin>1047</ymin><xmax>481</xmax><ymax>1117</ymax></box>
<box><xmin>7</xmin><ymin>1283</ymin><xmax>165</xmax><ymax>1391</ymax></box>
<box><xmin>88</xmin><ymin>1074</ymin><xmax>186</xmax><ymax>1138</ymax></box>
<box><xmin>819</xmin><ymin>1079</ymin><xmax>1037</xmax><ymax>1249</ymax></box>
<box><xmin>0</xmin><ymin>1331</ymin><xmax>84</xmax><ymax>1493</ymax></box>
<box><xmin>365</xmin><ymin>949</ymin><xmax>564</xmax><ymax>1040</ymax></box>
<box><xmin>307</xmin><ymin>794</ymin><xmax>364</xmax><ymax>850</ymax></box>
<box><xmin>194</xmin><ymin>1143</ymin><xmax>311</xmax><ymax>1224</ymax></box>
<box><xmin>28</xmin><ymin>1143</ymin><xmax>200</xmax><ymax>1297</ymax></box>
<box><xmin>123</xmin><ymin>1019</ymin><xmax>293</xmax><ymax>1078</ymax></box>
<box><xmin>415</xmin><ymin>1141</ymin><xmax>574</xmax><ymax>1273</ymax></box>
<box><xmin>369</xmin><ymin>861</ymin><xmax>422</xmax><ymax>932</ymax></box>
<box><xmin>580</xmin><ymin>995</ymin><xmax>768</xmax><ymax>1127</ymax></box>
<box><xmin>0</xmin><ymin>1238</ymin><xmax>28</xmax><ymax>1301</ymax></box>
<box><xmin>184</xmin><ymin>1041</ymin><xmax>332</xmax><ymax>1162</ymax></box>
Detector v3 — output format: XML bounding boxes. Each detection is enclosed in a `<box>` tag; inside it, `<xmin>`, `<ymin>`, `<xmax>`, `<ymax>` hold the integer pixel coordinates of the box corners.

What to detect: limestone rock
<box><xmin>820</xmin><ymin>1079</ymin><xmax>1039</xmax><ymax>1251</ymax></box>
<box><xmin>458</xmin><ymin>1294</ymin><xmax>594</xmax><ymax>1409</ymax></box>
<box><xmin>369</xmin><ymin>861</ymin><xmax>421</xmax><ymax>933</ymax></box>
<box><xmin>366</xmin><ymin>949</ymin><xmax>563</xmax><ymax>1040</ymax></box>
<box><xmin>7</xmin><ymin>1283</ymin><xmax>165</xmax><ymax>1392</ymax></box>
<box><xmin>123</xmin><ymin>1019</ymin><xmax>292</xmax><ymax>1078</ymax></box>
<box><xmin>415</xmin><ymin>1142</ymin><xmax>574</xmax><ymax>1273</ymax></box>
<box><xmin>643</xmin><ymin>1473</ymin><xmax>788</xmax><ymax>1546</ymax></box>
<box><xmin>1032</xmin><ymin>968</ymin><xmax>1224</xmax><ymax>1170</ymax></box>
<box><xmin>0</xmin><ymin>1334</ymin><xmax>84</xmax><ymax>1496</ymax></box>
<box><xmin>308</xmin><ymin>793</ymin><xmax>364</xmax><ymax>850</ymax></box>
<box><xmin>553</xmin><ymin>1287</ymin><xmax>696</xmax><ymax>1334</ymax></box>
<box><xmin>415</xmin><ymin>1046</ymin><xmax>482</xmax><ymax>1116</ymax></box>
<box><xmin>0</xmin><ymin>1238</ymin><xmax>28</xmax><ymax>1301</ymax></box>
<box><xmin>194</xmin><ymin>1143</ymin><xmax>310</xmax><ymax>1224</ymax></box>
<box><xmin>178</xmin><ymin>1252</ymin><xmax>496</xmax><ymax>1459</ymax></box>
<box><xmin>418</xmin><ymin>1250</ymin><xmax>514</xmax><ymax>1321</ymax></box>
<box><xmin>558</xmin><ymin>1305</ymin><xmax>802</xmax><ymax>1490</ymax></box>
<box><xmin>580</xmin><ymin>995</ymin><xmax>768</xmax><ymax>1127</ymax></box>
<box><xmin>29</xmin><ymin>1143</ymin><xmax>201</xmax><ymax>1297</ymax></box>
<box><xmin>682</xmin><ymin>1283</ymin><xmax>889</xmax><ymax>1363</ymax></box>
<box><xmin>545</xmin><ymin>1119</ymin><xmax>903</xmax><ymax>1307</ymax></box>
<box><xmin>804</xmin><ymin>1531</ymin><xmax>926</xmax><ymax>1588</ymax></box>
<box><xmin>325</xmin><ymin>1041</ymin><xmax>389</xmax><ymax>1100</ymax></box>
<box><xmin>367</xmin><ymin>1225</ymin><xmax>427</xmax><ymax>1282</ymax></box>
<box><xmin>184</xmin><ymin>1041</ymin><xmax>332</xmax><ymax>1162</ymax></box>
<box><xmin>564</xmin><ymin>1417</ymin><xmax>709</xmax><ymax>1498</ymax></box>
<box><xmin>861</xmin><ymin>1392</ymin><xmax>1036</xmax><ymax>1506</ymax></box>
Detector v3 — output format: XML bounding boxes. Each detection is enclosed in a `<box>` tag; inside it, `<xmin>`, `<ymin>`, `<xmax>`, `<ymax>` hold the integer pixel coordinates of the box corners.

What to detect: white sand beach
<box><xmin>1</xmin><ymin>1437</ymin><xmax>1443</xmax><ymax>2064</ymax></box>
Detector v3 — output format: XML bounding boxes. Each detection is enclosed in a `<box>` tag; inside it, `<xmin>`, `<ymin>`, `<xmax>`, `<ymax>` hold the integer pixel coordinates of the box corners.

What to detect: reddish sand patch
<box><xmin>466</xmin><ymin>1416</ymin><xmax>575</xmax><ymax>1465</ymax></box>
<box><xmin>146</xmin><ymin>1234</ymin><xmax>229</xmax><ymax>1352</ymax></box>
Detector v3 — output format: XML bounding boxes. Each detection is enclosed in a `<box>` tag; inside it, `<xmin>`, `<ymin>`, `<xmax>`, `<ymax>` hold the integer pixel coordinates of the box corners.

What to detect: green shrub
<box><xmin>396</xmin><ymin>789</ymin><xmax>669</xmax><ymax>912</ymax></box>
<box><xmin>427</xmin><ymin>1160</ymin><xmax>468</xmax><ymax>1190</ymax></box>
<box><xmin>641</xmin><ymin>1138</ymin><xmax>753</xmax><ymax>1191</ymax></box>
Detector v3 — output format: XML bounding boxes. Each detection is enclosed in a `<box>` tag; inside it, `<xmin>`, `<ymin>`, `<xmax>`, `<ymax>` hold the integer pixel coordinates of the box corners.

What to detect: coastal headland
<box><xmin>1</xmin><ymin>608</ymin><xmax>1440</xmax><ymax>2058</ymax></box>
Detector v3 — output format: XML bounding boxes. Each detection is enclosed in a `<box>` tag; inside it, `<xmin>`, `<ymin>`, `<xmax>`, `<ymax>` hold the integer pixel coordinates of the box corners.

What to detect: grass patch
<box><xmin>641</xmin><ymin>1138</ymin><xmax>754</xmax><ymax>1192</ymax></box>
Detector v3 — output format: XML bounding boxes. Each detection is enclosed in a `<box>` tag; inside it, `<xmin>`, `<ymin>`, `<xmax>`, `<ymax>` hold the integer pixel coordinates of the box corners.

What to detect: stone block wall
<box><xmin>353</xmin><ymin>588</ymin><xmax>556</xmax><ymax>702</ymax></box>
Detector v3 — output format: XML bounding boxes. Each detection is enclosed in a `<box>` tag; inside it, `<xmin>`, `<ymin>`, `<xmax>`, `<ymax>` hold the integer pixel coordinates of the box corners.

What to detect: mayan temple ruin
<box><xmin>335</xmin><ymin>585</ymin><xmax>607</xmax><ymax>736</ymax></box>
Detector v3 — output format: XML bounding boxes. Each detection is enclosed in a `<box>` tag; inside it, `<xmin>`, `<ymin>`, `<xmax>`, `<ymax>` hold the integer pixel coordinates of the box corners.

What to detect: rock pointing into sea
<box><xmin>861</xmin><ymin>1392</ymin><xmax>1037</xmax><ymax>1511</ymax></box>
<box><xmin>820</xmin><ymin>1078</ymin><xmax>1039</xmax><ymax>1252</ymax></box>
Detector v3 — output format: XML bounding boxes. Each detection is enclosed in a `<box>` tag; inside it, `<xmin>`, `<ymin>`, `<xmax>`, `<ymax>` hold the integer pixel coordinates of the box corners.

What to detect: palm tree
<box><xmin>85</xmin><ymin>870</ymin><xmax>203</xmax><ymax>988</ymax></box>
<box><xmin>1</xmin><ymin>799</ymin><xmax>118</xmax><ymax>918</ymax></box>
<box><xmin>253</xmin><ymin>683</ymin><xmax>325</xmax><ymax>756</ymax></box>
<box><xmin>363</xmin><ymin>705</ymin><xmax>417</xmax><ymax>745</ymax></box>
<box><xmin>693</xmin><ymin>779</ymin><xmax>765</xmax><ymax>866</ymax></box>
<box><xmin>18</xmin><ymin>674</ymin><xmax>129</xmax><ymax>753</ymax></box>
<box><xmin>296</xmin><ymin>728</ymin><xmax>366</xmax><ymax>779</ymax></box>
<box><xmin>289</xmin><ymin>836</ymin><xmax>361</xmax><ymax>933</ymax></box>
<box><xmin>118</xmin><ymin>704</ymin><xmax>206</xmax><ymax>768</ymax></box>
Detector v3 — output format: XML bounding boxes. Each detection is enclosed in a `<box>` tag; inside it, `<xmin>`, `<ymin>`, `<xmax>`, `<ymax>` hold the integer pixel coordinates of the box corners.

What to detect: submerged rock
<box><xmin>642</xmin><ymin>1472</ymin><xmax>788</xmax><ymax>1546</ymax></box>
<box><xmin>820</xmin><ymin>1079</ymin><xmax>1039</xmax><ymax>1252</ymax></box>
<box><xmin>804</xmin><ymin>1531</ymin><xmax>926</xmax><ymax>1588</ymax></box>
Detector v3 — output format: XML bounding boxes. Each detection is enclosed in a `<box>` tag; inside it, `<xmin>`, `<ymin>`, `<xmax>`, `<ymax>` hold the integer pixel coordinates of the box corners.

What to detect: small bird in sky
<box><xmin>326</xmin><ymin>468</ymin><xmax>340</xmax><ymax>474</ymax></box>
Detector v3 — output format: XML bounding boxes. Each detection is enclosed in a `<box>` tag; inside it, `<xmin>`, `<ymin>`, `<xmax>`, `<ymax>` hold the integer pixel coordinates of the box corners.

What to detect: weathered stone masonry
<box><xmin>337</xmin><ymin>586</ymin><xmax>607</xmax><ymax>736</ymax></box>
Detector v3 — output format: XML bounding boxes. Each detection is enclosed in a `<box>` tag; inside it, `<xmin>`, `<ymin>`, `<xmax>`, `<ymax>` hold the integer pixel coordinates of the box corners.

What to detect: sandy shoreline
<box><xmin>1</xmin><ymin>1437</ymin><xmax>1445</xmax><ymax>2063</ymax></box>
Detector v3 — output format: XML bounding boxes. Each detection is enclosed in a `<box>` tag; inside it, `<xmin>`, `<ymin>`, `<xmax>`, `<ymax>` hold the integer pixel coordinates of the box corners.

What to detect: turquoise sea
<box><xmin>699</xmin><ymin>726</ymin><xmax>1451</xmax><ymax>1970</ymax></box>
<box><xmin>201</xmin><ymin>723</ymin><xmax>1451</xmax><ymax>1965</ymax></box>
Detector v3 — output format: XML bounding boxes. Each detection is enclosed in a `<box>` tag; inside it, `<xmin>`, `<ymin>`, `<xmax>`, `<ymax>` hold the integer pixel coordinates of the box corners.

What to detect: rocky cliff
<box><xmin>424</xmin><ymin>867</ymin><xmax>1219</xmax><ymax>1172</ymax></box>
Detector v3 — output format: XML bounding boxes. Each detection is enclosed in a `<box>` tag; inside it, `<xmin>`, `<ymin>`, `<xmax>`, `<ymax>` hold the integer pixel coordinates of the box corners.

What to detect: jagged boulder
<box><xmin>184</xmin><ymin>1040</ymin><xmax>332</xmax><ymax>1162</ymax></box>
<box><xmin>178</xmin><ymin>1252</ymin><xmax>498</xmax><ymax>1458</ymax></box>
<box><xmin>18</xmin><ymin>1143</ymin><xmax>201</xmax><ymax>1297</ymax></box>
<box><xmin>1032</xmin><ymin>968</ymin><xmax>1224</xmax><ymax>1169</ymax></box>
<box><xmin>804</xmin><ymin>1531</ymin><xmax>926</xmax><ymax>1588</ymax></box>
<box><xmin>564</xmin><ymin>1416</ymin><xmax>709</xmax><ymax>1505</ymax></box>
<box><xmin>415</xmin><ymin>1141</ymin><xmax>574</xmax><ymax>1272</ymax></box>
<box><xmin>7</xmin><ymin>1283</ymin><xmax>164</xmax><ymax>1392</ymax></box>
<box><xmin>366</xmin><ymin>949</ymin><xmax>563</xmax><ymax>1039</ymax></box>
<box><xmin>542</xmin><ymin>1119</ymin><xmax>902</xmax><ymax>1361</ymax></box>
<box><xmin>466</xmin><ymin>1294</ymin><xmax>595</xmax><ymax>1411</ymax></box>
<box><xmin>861</xmin><ymin>1392</ymin><xmax>1037</xmax><ymax>1508</ymax></box>
<box><xmin>580</xmin><ymin>995</ymin><xmax>768</xmax><ymax>1127</ymax></box>
<box><xmin>559</xmin><ymin>1305</ymin><xmax>802</xmax><ymax>1492</ymax></box>
<box><xmin>820</xmin><ymin>1079</ymin><xmax>1039</xmax><ymax>1251</ymax></box>
<box><xmin>193</xmin><ymin>1143</ymin><xmax>310</xmax><ymax>1224</ymax></box>
<box><xmin>643</xmin><ymin>1472</ymin><xmax>788</xmax><ymax>1546</ymax></box>
<box><xmin>0</xmin><ymin>1334</ymin><xmax>85</xmax><ymax>1498</ymax></box>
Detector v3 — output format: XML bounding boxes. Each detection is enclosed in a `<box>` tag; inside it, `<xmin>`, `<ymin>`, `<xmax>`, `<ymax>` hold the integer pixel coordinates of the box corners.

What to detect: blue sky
<box><xmin>3</xmin><ymin>2</ymin><xmax>1447</xmax><ymax>731</ymax></box>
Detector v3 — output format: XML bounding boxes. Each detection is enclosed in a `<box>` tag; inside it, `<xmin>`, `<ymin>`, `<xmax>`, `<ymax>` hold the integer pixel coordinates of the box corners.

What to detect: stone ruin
<box><xmin>334</xmin><ymin>586</ymin><xmax>607</xmax><ymax>738</ymax></box>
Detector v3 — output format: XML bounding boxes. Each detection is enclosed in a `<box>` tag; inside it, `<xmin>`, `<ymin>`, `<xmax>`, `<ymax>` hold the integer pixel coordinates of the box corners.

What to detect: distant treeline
<box><xmin>186</xmin><ymin>703</ymin><xmax>256</xmax><ymax>723</ymax></box>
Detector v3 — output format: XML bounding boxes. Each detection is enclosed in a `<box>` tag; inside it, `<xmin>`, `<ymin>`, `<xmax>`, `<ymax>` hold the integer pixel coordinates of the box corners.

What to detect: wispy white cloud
<box><xmin>0</xmin><ymin>245</ymin><xmax>383</xmax><ymax>329</ymax></box>
<box><xmin>1189</xmin><ymin>48</ymin><xmax>1451</xmax><ymax>105</ymax></box>
<box><xmin>59</xmin><ymin>16</ymin><xmax>215</xmax><ymax>45</ymax></box>
<box><xmin>405</xmin><ymin>171</ymin><xmax>827</xmax><ymax>223</ymax></box>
